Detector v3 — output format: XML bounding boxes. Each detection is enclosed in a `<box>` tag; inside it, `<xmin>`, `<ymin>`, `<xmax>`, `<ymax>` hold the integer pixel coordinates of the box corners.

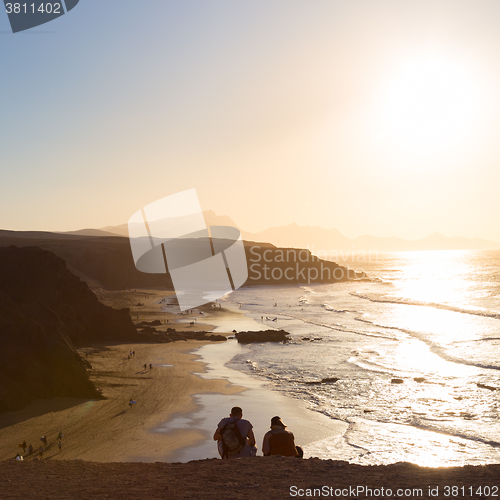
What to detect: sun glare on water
<box><xmin>372</xmin><ymin>53</ymin><xmax>488</xmax><ymax>157</ymax></box>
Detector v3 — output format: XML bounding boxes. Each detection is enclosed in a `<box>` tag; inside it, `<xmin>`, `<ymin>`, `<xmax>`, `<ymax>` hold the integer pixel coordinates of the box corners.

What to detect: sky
<box><xmin>2</xmin><ymin>0</ymin><xmax>500</xmax><ymax>241</ymax></box>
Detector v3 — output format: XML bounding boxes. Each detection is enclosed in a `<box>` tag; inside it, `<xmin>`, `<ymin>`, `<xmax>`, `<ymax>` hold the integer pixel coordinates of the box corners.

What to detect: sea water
<box><xmin>222</xmin><ymin>249</ymin><xmax>500</xmax><ymax>466</ymax></box>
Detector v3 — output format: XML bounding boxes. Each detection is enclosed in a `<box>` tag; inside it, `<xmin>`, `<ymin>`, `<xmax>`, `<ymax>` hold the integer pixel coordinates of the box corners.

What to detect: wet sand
<box><xmin>0</xmin><ymin>341</ymin><xmax>243</xmax><ymax>463</ymax></box>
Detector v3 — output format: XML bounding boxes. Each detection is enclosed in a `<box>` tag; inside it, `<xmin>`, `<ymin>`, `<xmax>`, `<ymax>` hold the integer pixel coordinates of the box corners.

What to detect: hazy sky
<box><xmin>2</xmin><ymin>0</ymin><xmax>500</xmax><ymax>241</ymax></box>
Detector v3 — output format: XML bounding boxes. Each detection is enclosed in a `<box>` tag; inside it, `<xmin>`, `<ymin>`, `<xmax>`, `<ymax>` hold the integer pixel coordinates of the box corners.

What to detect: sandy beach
<box><xmin>2</xmin><ymin>288</ymin><xmax>499</xmax><ymax>500</ymax></box>
<box><xmin>0</xmin><ymin>289</ymin><xmax>247</xmax><ymax>463</ymax></box>
<box><xmin>0</xmin><ymin>287</ymin><xmax>337</xmax><ymax>465</ymax></box>
<box><xmin>0</xmin><ymin>340</ymin><xmax>245</xmax><ymax>463</ymax></box>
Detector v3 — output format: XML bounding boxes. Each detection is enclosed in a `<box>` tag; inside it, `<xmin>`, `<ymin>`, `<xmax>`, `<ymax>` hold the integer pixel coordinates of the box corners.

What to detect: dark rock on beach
<box><xmin>391</xmin><ymin>378</ymin><xmax>404</xmax><ymax>384</ymax></box>
<box><xmin>235</xmin><ymin>329</ymin><xmax>290</xmax><ymax>344</ymax></box>
<box><xmin>477</xmin><ymin>383</ymin><xmax>497</xmax><ymax>391</ymax></box>
<box><xmin>305</xmin><ymin>377</ymin><xmax>339</xmax><ymax>385</ymax></box>
<box><xmin>135</xmin><ymin>320</ymin><xmax>162</xmax><ymax>327</ymax></box>
<box><xmin>414</xmin><ymin>377</ymin><xmax>426</xmax><ymax>383</ymax></box>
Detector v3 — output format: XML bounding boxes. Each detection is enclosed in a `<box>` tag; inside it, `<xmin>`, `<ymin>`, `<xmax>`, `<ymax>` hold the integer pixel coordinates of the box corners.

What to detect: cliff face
<box><xmin>0</xmin><ymin>231</ymin><xmax>360</xmax><ymax>291</ymax></box>
<box><xmin>243</xmin><ymin>244</ymin><xmax>364</xmax><ymax>285</ymax></box>
<box><xmin>0</xmin><ymin>232</ymin><xmax>171</xmax><ymax>290</ymax></box>
<box><xmin>0</xmin><ymin>292</ymin><xmax>100</xmax><ymax>412</ymax></box>
<box><xmin>0</xmin><ymin>246</ymin><xmax>140</xmax><ymax>413</ymax></box>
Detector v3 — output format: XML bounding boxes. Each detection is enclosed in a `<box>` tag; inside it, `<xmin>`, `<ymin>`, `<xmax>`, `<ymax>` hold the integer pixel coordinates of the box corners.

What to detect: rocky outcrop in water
<box><xmin>235</xmin><ymin>330</ymin><xmax>290</xmax><ymax>344</ymax></box>
<box><xmin>305</xmin><ymin>377</ymin><xmax>339</xmax><ymax>385</ymax></box>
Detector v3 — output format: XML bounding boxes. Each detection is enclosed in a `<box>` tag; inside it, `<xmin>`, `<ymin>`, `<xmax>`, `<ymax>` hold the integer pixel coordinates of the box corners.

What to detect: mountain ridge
<box><xmin>96</xmin><ymin>211</ymin><xmax>500</xmax><ymax>252</ymax></box>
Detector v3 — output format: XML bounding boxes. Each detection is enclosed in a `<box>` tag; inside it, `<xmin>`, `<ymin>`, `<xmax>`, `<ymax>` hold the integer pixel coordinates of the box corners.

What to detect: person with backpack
<box><xmin>262</xmin><ymin>416</ymin><xmax>304</xmax><ymax>458</ymax></box>
<box><xmin>213</xmin><ymin>406</ymin><xmax>257</xmax><ymax>459</ymax></box>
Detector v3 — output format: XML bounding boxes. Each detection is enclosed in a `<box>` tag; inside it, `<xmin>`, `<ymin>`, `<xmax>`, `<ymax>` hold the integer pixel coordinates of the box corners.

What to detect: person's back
<box><xmin>214</xmin><ymin>406</ymin><xmax>257</xmax><ymax>459</ymax></box>
<box><xmin>262</xmin><ymin>416</ymin><xmax>303</xmax><ymax>458</ymax></box>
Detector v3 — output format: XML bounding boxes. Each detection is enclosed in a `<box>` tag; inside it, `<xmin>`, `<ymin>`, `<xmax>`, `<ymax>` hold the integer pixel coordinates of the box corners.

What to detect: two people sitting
<box><xmin>213</xmin><ymin>406</ymin><xmax>303</xmax><ymax>459</ymax></box>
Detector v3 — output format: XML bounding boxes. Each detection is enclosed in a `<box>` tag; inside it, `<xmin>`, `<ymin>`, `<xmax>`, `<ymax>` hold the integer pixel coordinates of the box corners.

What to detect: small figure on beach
<box><xmin>262</xmin><ymin>416</ymin><xmax>303</xmax><ymax>458</ymax></box>
<box><xmin>27</xmin><ymin>444</ymin><xmax>33</xmax><ymax>458</ymax></box>
<box><xmin>39</xmin><ymin>446</ymin><xmax>44</xmax><ymax>459</ymax></box>
<box><xmin>129</xmin><ymin>398</ymin><xmax>136</xmax><ymax>407</ymax></box>
<box><xmin>58</xmin><ymin>440</ymin><xmax>62</xmax><ymax>452</ymax></box>
<box><xmin>149</xmin><ymin>363</ymin><xmax>153</xmax><ymax>370</ymax></box>
<box><xmin>132</xmin><ymin>351</ymin><xmax>135</xmax><ymax>357</ymax></box>
<box><xmin>56</xmin><ymin>431</ymin><xmax>63</xmax><ymax>441</ymax></box>
<box><xmin>143</xmin><ymin>363</ymin><xmax>147</xmax><ymax>370</ymax></box>
<box><xmin>213</xmin><ymin>406</ymin><xmax>257</xmax><ymax>459</ymax></box>
<box><xmin>40</xmin><ymin>436</ymin><xmax>48</xmax><ymax>446</ymax></box>
<box><xmin>21</xmin><ymin>440</ymin><xmax>27</xmax><ymax>452</ymax></box>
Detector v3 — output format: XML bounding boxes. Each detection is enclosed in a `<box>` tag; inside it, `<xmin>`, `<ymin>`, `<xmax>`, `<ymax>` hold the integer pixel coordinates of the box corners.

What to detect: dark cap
<box><xmin>271</xmin><ymin>416</ymin><xmax>286</xmax><ymax>428</ymax></box>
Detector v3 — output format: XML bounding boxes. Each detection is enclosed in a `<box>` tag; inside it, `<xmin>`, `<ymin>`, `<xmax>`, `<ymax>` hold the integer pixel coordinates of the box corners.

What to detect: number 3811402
<box><xmin>5</xmin><ymin>3</ymin><xmax>61</xmax><ymax>14</ymax></box>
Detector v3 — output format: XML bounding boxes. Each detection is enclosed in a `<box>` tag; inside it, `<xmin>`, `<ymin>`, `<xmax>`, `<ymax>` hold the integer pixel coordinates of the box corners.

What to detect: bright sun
<box><xmin>373</xmin><ymin>54</ymin><xmax>486</xmax><ymax>157</ymax></box>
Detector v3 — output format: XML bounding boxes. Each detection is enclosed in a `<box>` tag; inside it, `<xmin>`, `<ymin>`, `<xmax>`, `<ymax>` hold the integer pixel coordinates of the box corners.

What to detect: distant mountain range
<box><xmin>83</xmin><ymin>211</ymin><xmax>500</xmax><ymax>252</ymax></box>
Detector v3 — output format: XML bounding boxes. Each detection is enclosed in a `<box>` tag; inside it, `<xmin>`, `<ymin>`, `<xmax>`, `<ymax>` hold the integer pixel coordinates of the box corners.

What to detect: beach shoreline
<box><xmin>0</xmin><ymin>288</ymin><xmax>240</xmax><ymax>463</ymax></box>
<box><xmin>0</xmin><ymin>287</ymin><xmax>349</xmax><ymax>464</ymax></box>
<box><xmin>0</xmin><ymin>340</ymin><xmax>244</xmax><ymax>463</ymax></box>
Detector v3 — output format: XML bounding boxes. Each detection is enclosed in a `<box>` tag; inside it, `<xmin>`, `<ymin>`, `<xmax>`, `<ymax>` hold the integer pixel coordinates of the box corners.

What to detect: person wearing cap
<box><xmin>262</xmin><ymin>416</ymin><xmax>303</xmax><ymax>458</ymax></box>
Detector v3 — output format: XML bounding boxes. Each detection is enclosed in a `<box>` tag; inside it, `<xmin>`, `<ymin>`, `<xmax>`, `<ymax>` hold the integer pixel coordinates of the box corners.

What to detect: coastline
<box><xmin>163</xmin><ymin>339</ymin><xmax>349</xmax><ymax>462</ymax></box>
<box><xmin>0</xmin><ymin>287</ymin><xmax>348</xmax><ymax>463</ymax></box>
<box><xmin>0</xmin><ymin>341</ymin><xmax>242</xmax><ymax>463</ymax></box>
<box><xmin>2</xmin><ymin>289</ymin><xmax>500</xmax><ymax>499</ymax></box>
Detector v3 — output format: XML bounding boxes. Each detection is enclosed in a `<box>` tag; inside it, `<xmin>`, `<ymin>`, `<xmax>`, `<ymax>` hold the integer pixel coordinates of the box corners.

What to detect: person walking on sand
<box><xmin>144</xmin><ymin>363</ymin><xmax>147</xmax><ymax>370</ymax></box>
<box><xmin>21</xmin><ymin>440</ymin><xmax>27</xmax><ymax>453</ymax></box>
<box><xmin>39</xmin><ymin>446</ymin><xmax>44</xmax><ymax>459</ymax></box>
<box><xmin>58</xmin><ymin>440</ymin><xmax>62</xmax><ymax>452</ymax></box>
<box><xmin>262</xmin><ymin>416</ymin><xmax>303</xmax><ymax>458</ymax></box>
<box><xmin>56</xmin><ymin>431</ymin><xmax>63</xmax><ymax>442</ymax></box>
<box><xmin>213</xmin><ymin>406</ymin><xmax>257</xmax><ymax>459</ymax></box>
<box><xmin>27</xmin><ymin>444</ymin><xmax>33</xmax><ymax>458</ymax></box>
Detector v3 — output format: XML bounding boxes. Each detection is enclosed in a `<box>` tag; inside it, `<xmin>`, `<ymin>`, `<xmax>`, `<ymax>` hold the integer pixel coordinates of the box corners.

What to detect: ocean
<box><xmin>221</xmin><ymin>249</ymin><xmax>500</xmax><ymax>467</ymax></box>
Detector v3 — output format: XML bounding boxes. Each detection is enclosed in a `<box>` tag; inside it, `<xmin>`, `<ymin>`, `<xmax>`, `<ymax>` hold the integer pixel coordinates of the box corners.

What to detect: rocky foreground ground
<box><xmin>1</xmin><ymin>457</ymin><xmax>499</xmax><ymax>500</ymax></box>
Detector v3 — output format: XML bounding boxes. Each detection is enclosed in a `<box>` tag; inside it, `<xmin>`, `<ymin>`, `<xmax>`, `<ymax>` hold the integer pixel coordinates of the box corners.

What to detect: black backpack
<box><xmin>219</xmin><ymin>419</ymin><xmax>246</xmax><ymax>458</ymax></box>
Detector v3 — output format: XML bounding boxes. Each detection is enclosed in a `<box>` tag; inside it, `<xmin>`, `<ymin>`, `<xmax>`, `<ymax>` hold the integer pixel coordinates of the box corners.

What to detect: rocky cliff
<box><xmin>0</xmin><ymin>246</ymin><xmax>140</xmax><ymax>413</ymax></box>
